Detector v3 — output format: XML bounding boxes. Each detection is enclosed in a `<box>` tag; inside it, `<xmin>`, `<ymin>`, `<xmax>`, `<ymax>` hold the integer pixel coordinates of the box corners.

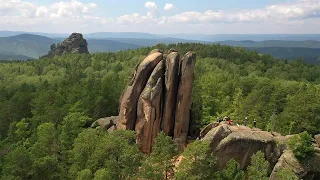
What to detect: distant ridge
<box><xmin>85</xmin><ymin>32</ymin><xmax>162</xmax><ymax>39</ymax></box>
<box><xmin>2</xmin><ymin>31</ymin><xmax>320</xmax><ymax>41</ymax></box>
<box><xmin>216</xmin><ymin>40</ymin><xmax>320</xmax><ymax>48</ymax></box>
<box><xmin>0</xmin><ymin>31</ymin><xmax>320</xmax><ymax>64</ymax></box>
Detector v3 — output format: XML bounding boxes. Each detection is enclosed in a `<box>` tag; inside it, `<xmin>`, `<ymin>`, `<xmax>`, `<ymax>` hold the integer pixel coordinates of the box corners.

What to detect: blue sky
<box><xmin>1</xmin><ymin>0</ymin><xmax>319</xmax><ymax>34</ymax></box>
<box><xmin>27</xmin><ymin>0</ymin><xmax>297</xmax><ymax>17</ymax></box>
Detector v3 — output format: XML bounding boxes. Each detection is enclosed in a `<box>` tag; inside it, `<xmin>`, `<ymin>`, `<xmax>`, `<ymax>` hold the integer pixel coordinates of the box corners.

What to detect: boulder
<box><xmin>315</xmin><ymin>134</ymin><xmax>320</xmax><ymax>147</ymax></box>
<box><xmin>91</xmin><ymin>116</ymin><xmax>118</xmax><ymax>130</ymax></box>
<box><xmin>44</xmin><ymin>33</ymin><xmax>89</xmax><ymax>58</ymax></box>
<box><xmin>201</xmin><ymin>124</ymin><xmax>232</xmax><ymax>149</ymax></box>
<box><xmin>135</xmin><ymin>61</ymin><xmax>164</xmax><ymax>154</ymax></box>
<box><xmin>174</xmin><ymin>52</ymin><xmax>196</xmax><ymax>148</ymax></box>
<box><xmin>199</xmin><ymin>122</ymin><xmax>221</xmax><ymax>139</ymax></box>
<box><xmin>117</xmin><ymin>51</ymin><xmax>163</xmax><ymax>130</ymax></box>
<box><xmin>270</xmin><ymin>150</ymin><xmax>320</xmax><ymax>180</ymax></box>
<box><xmin>270</xmin><ymin>150</ymin><xmax>306</xmax><ymax>179</ymax></box>
<box><xmin>162</xmin><ymin>52</ymin><xmax>180</xmax><ymax>136</ymax></box>
<box><xmin>202</xmin><ymin>124</ymin><xmax>281</xmax><ymax>170</ymax></box>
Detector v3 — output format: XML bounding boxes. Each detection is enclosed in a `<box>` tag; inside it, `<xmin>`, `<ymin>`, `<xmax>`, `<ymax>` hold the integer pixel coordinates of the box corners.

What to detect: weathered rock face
<box><xmin>44</xmin><ymin>33</ymin><xmax>89</xmax><ymax>58</ymax></box>
<box><xmin>91</xmin><ymin>116</ymin><xmax>118</xmax><ymax>131</ymax></box>
<box><xmin>162</xmin><ymin>52</ymin><xmax>180</xmax><ymax>136</ymax></box>
<box><xmin>315</xmin><ymin>134</ymin><xmax>320</xmax><ymax>147</ymax></box>
<box><xmin>202</xmin><ymin>124</ymin><xmax>282</xmax><ymax>169</ymax></box>
<box><xmin>201</xmin><ymin>123</ymin><xmax>320</xmax><ymax>179</ymax></box>
<box><xmin>199</xmin><ymin>122</ymin><xmax>221</xmax><ymax>139</ymax></box>
<box><xmin>117</xmin><ymin>51</ymin><xmax>163</xmax><ymax>130</ymax></box>
<box><xmin>174</xmin><ymin>52</ymin><xmax>197</xmax><ymax>148</ymax></box>
<box><xmin>270</xmin><ymin>150</ymin><xmax>320</xmax><ymax>180</ymax></box>
<box><xmin>94</xmin><ymin>49</ymin><xmax>197</xmax><ymax>154</ymax></box>
<box><xmin>136</xmin><ymin>61</ymin><xmax>164</xmax><ymax>154</ymax></box>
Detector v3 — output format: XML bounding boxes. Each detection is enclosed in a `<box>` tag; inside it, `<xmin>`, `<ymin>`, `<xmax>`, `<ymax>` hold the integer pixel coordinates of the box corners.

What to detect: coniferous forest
<box><xmin>1</xmin><ymin>43</ymin><xmax>320</xmax><ymax>179</ymax></box>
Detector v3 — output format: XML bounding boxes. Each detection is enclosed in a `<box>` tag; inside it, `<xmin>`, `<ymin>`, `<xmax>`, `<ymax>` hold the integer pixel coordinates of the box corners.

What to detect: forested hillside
<box><xmin>1</xmin><ymin>43</ymin><xmax>320</xmax><ymax>179</ymax></box>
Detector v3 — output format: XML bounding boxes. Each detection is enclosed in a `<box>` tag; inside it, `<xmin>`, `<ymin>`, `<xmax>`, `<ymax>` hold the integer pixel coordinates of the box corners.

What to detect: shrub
<box><xmin>287</xmin><ymin>131</ymin><xmax>315</xmax><ymax>160</ymax></box>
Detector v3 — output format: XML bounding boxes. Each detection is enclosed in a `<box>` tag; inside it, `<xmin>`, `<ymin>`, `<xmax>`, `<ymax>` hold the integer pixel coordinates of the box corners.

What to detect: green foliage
<box><xmin>216</xmin><ymin>159</ymin><xmax>245</xmax><ymax>180</ymax></box>
<box><xmin>1</xmin><ymin>43</ymin><xmax>320</xmax><ymax>179</ymax></box>
<box><xmin>77</xmin><ymin>169</ymin><xmax>92</xmax><ymax>180</ymax></box>
<box><xmin>2</xmin><ymin>146</ymin><xmax>32</xmax><ymax>179</ymax></box>
<box><xmin>139</xmin><ymin>132</ymin><xmax>177</xmax><ymax>180</ymax></box>
<box><xmin>69</xmin><ymin>129</ymin><xmax>100</xmax><ymax>179</ymax></box>
<box><xmin>93</xmin><ymin>169</ymin><xmax>112</xmax><ymax>180</ymax></box>
<box><xmin>175</xmin><ymin>141</ymin><xmax>216</xmax><ymax>180</ymax></box>
<box><xmin>247</xmin><ymin>151</ymin><xmax>269</xmax><ymax>180</ymax></box>
<box><xmin>30</xmin><ymin>123</ymin><xmax>59</xmax><ymax>158</ymax></box>
<box><xmin>70</xmin><ymin>130</ymin><xmax>143</xmax><ymax>180</ymax></box>
<box><xmin>14</xmin><ymin>119</ymin><xmax>30</xmax><ymax>141</ymax></box>
<box><xmin>30</xmin><ymin>156</ymin><xmax>61</xmax><ymax>180</ymax></box>
<box><xmin>59</xmin><ymin>112</ymin><xmax>91</xmax><ymax>152</ymax></box>
<box><xmin>287</xmin><ymin>131</ymin><xmax>316</xmax><ymax>160</ymax></box>
<box><xmin>275</xmin><ymin>168</ymin><xmax>299</xmax><ymax>180</ymax></box>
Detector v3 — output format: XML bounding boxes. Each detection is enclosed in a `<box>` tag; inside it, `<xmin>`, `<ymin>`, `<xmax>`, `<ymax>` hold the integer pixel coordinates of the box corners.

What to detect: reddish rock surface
<box><xmin>174</xmin><ymin>52</ymin><xmax>197</xmax><ymax>148</ymax></box>
<box><xmin>117</xmin><ymin>51</ymin><xmax>163</xmax><ymax>130</ymax></box>
<box><xmin>94</xmin><ymin>49</ymin><xmax>197</xmax><ymax>154</ymax></box>
<box><xmin>162</xmin><ymin>52</ymin><xmax>180</xmax><ymax>136</ymax></box>
<box><xmin>135</xmin><ymin>61</ymin><xmax>164</xmax><ymax>154</ymax></box>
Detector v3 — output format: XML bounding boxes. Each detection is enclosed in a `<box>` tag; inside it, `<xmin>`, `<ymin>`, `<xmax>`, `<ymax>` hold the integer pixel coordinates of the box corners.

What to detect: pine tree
<box><xmin>247</xmin><ymin>151</ymin><xmax>269</xmax><ymax>180</ymax></box>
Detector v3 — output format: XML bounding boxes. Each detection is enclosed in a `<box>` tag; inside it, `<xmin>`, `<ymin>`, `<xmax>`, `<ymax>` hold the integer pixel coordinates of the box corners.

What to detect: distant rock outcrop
<box><xmin>43</xmin><ymin>33</ymin><xmax>89</xmax><ymax>58</ymax></box>
<box><xmin>93</xmin><ymin>49</ymin><xmax>197</xmax><ymax>154</ymax></box>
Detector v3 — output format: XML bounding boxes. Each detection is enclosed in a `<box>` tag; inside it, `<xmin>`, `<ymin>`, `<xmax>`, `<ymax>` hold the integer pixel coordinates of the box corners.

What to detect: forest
<box><xmin>0</xmin><ymin>43</ymin><xmax>320</xmax><ymax>179</ymax></box>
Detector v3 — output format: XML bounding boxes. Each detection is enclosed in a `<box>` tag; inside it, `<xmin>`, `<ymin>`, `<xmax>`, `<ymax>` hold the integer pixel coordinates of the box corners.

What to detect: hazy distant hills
<box><xmin>0</xmin><ymin>33</ymin><xmax>206</xmax><ymax>60</ymax></box>
<box><xmin>0</xmin><ymin>34</ymin><xmax>58</xmax><ymax>59</ymax></box>
<box><xmin>217</xmin><ymin>40</ymin><xmax>320</xmax><ymax>48</ymax></box>
<box><xmin>0</xmin><ymin>31</ymin><xmax>320</xmax><ymax>64</ymax></box>
<box><xmin>217</xmin><ymin>40</ymin><xmax>320</xmax><ymax>64</ymax></box>
<box><xmin>0</xmin><ymin>34</ymin><xmax>144</xmax><ymax>59</ymax></box>
<box><xmin>2</xmin><ymin>31</ymin><xmax>320</xmax><ymax>41</ymax></box>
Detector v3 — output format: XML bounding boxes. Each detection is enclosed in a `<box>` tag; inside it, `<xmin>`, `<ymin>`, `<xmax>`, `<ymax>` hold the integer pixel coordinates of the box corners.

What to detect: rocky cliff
<box><xmin>91</xmin><ymin>48</ymin><xmax>320</xmax><ymax>179</ymax></box>
<box><xmin>201</xmin><ymin>122</ymin><xmax>320</xmax><ymax>180</ymax></box>
<box><xmin>43</xmin><ymin>33</ymin><xmax>89</xmax><ymax>58</ymax></box>
<box><xmin>93</xmin><ymin>49</ymin><xmax>197</xmax><ymax>154</ymax></box>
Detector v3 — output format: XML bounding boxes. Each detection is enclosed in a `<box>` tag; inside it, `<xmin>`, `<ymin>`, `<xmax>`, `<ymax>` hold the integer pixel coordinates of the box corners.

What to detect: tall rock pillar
<box><xmin>117</xmin><ymin>51</ymin><xmax>163</xmax><ymax>130</ymax></box>
<box><xmin>135</xmin><ymin>61</ymin><xmax>164</xmax><ymax>154</ymax></box>
<box><xmin>162</xmin><ymin>51</ymin><xmax>180</xmax><ymax>136</ymax></box>
<box><xmin>174</xmin><ymin>52</ymin><xmax>197</xmax><ymax>148</ymax></box>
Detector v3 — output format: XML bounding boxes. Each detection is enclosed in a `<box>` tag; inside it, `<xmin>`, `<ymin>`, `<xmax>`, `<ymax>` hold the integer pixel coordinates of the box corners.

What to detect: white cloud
<box><xmin>1</xmin><ymin>0</ymin><xmax>320</xmax><ymax>33</ymax></box>
<box><xmin>167</xmin><ymin>0</ymin><xmax>320</xmax><ymax>24</ymax></box>
<box><xmin>164</xmin><ymin>3</ymin><xmax>174</xmax><ymax>11</ymax></box>
<box><xmin>0</xmin><ymin>0</ymin><xmax>97</xmax><ymax>19</ymax></box>
<box><xmin>145</xmin><ymin>1</ymin><xmax>159</xmax><ymax>17</ymax></box>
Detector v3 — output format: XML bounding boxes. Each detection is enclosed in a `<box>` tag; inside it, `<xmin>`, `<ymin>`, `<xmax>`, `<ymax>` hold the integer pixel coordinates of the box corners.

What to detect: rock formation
<box><xmin>315</xmin><ymin>134</ymin><xmax>320</xmax><ymax>147</ymax></box>
<box><xmin>270</xmin><ymin>150</ymin><xmax>320</xmax><ymax>180</ymax></box>
<box><xmin>117</xmin><ymin>50</ymin><xmax>163</xmax><ymax>131</ymax></box>
<box><xmin>94</xmin><ymin>49</ymin><xmax>197</xmax><ymax>154</ymax></box>
<box><xmin>162</xmin><ymin>51</ymin><xmax>180</xmax><ymax>137</ymax></box>
<box><xmin>44</xmin><ymin>33</ymin><xmax>89</xmax><ymax>58</ymax></box>
<box><xmin>91</xmin><ymin>116</ymin><xmax>118</xmax><ymax>132</ymax></box>
<box><xmin>135</xmin><ymin>61</ymin><xmax>164</xmax><ymax>154</ymax></box>
<box><xmin>174</xmin><ymin>52</ymin><xmax>197</xmax><ymax>149</ymax></box>
<box><xmin>201</xmin><ymin>122</ymin><xmax>320</xmax><ymax>179</ymax></box>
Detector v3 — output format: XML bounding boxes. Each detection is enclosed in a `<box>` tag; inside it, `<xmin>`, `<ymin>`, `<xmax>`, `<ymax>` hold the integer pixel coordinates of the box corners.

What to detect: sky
<box><xmin>1</xmin><ymin>0</ymin><xmax>320</xmax><ymax>34</ymax></box>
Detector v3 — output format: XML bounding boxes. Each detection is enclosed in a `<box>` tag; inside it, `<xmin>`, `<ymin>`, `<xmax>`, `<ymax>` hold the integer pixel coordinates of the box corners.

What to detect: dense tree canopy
<box><xmin>1</xmin><ymin>43</ymin><xmax>319</xmax><ymax>179</ymax></box>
